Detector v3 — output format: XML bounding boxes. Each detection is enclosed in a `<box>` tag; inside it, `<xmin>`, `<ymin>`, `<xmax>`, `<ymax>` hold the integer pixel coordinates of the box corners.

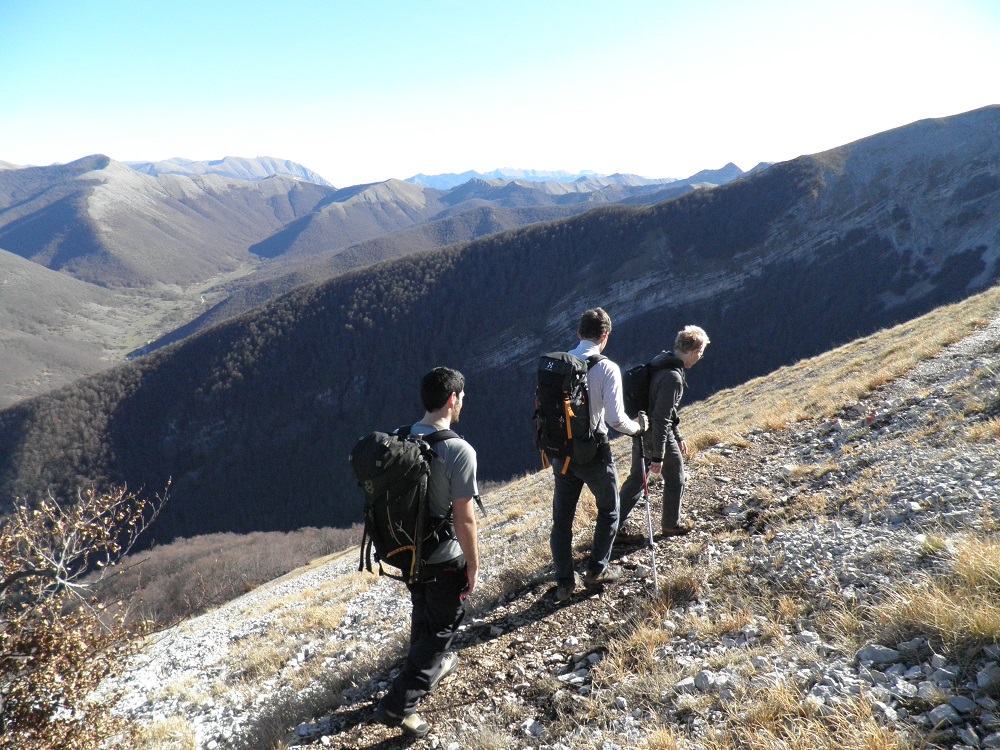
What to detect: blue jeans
<box><xmin>549</xmin><ymin>442</ymin><xmax>619</xmax><ymax>585</ymax></box>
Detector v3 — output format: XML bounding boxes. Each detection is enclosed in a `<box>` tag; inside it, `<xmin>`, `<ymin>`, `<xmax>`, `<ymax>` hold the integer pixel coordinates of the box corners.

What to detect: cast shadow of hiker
<box><xmin>288</xmin><ymin>701</ymin><xmax>422</xmax><ymax>749</ymax></box>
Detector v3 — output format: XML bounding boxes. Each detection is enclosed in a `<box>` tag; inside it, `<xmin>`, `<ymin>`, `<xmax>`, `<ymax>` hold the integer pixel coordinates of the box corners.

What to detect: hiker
<box><xmin>546</xmin><ymin>308</ymin><xmax>648</xmax><ymax>602</ymax></box>
<box><xmin>618</xmin><ymin>325</ymin><xmax>710</xmax><ymax>539</ymax></box>
<box><xmin>373</xmin><ymin>367</ymin><xmax>479</xmax><ymax>738</ymax></box>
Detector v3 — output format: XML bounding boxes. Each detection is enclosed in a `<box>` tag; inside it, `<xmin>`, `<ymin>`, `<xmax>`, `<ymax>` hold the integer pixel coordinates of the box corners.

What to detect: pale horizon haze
<box><xmin>1</xmin><ymin>0</ymin><xmax>999</xmax><ymax>188</ymax></box>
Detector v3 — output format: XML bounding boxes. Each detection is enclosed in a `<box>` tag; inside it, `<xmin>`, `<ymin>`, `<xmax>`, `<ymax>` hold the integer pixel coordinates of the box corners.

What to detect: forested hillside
<box><xmin>1</xmin><ymin>107</ymin><xmax>998</xmax><ymax>544</ymax></box>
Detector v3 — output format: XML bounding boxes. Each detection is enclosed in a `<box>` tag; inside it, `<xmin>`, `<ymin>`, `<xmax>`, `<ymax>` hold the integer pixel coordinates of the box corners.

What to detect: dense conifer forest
<box><xmin>0</xmin><ymin>150</ymin><xmax>994</xmax><ymax>545</ymax></box>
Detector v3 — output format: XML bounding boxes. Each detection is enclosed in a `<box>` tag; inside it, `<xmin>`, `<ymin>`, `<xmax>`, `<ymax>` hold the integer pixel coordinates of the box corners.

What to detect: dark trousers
<box><xmin>379</xmin><ymin>562</ymin><xmax>467</xmax><ymax>716</ymax></box>
<box><xmin>619</xmin><ymin>435</ymin><xmax>685</xmax><ymax>530</ymax></box>
<box><xmin>549</xmin><ymin>442</ymin><xmax>619</xmax><ymax>585</ymax></box>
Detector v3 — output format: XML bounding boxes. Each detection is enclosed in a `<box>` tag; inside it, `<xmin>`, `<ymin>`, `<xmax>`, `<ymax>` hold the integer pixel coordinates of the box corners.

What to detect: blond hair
<box><xmin>675</xmin><ymin>325</ymin><xmax>710</xmax><ymax>354</ymax></box>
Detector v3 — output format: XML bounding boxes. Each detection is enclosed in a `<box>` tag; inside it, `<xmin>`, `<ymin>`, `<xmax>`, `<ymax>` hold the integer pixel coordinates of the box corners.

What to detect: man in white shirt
<box><xmin>547</xmin><ymin>308</ymin><xmax>647</xmax><ymax>602</ymax></box>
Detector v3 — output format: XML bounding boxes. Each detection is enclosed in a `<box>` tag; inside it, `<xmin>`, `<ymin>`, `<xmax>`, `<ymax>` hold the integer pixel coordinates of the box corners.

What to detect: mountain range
<box><xmin>0</xmin><ymin>156</ymin><xmax>745</xmax><ymax>401</ymax></box>
<box><xmin>0</xmin><ymin>105</ymin><xmax>998</xmax><ymax>545</ymax></box>
<box><xmin>405</xmin><ymin>163</ymin><xmax>755</xmax><ymax>190</ymax></box>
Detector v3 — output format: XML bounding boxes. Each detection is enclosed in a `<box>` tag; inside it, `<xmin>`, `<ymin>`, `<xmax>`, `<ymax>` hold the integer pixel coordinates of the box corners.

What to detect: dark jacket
<box><xmin>641</xmin><ymin>351</ymin><xmax>686</xmax><ymax>462</ymax></box>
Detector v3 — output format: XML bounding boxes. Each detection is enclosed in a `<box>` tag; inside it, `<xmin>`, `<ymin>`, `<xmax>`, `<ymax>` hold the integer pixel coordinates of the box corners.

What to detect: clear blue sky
<box><xmin>1</xmin><ymin>0</ymin><xmax>998</xmax><ymax>187</ymax></box>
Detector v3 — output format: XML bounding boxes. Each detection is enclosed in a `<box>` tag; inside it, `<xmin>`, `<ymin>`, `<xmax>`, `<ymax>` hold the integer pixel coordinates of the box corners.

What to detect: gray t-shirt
<box><xmin>409</xmin><ymin>422</ymin><xmax>479</xmax><ymax>564</ymax></box>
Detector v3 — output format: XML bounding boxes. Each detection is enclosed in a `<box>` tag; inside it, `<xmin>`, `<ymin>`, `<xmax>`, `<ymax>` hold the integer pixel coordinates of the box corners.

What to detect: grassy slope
<box><xmin>127</xmin><ymin>280</ymin><xmax>1000</xmax><ymax>749</ymax></box>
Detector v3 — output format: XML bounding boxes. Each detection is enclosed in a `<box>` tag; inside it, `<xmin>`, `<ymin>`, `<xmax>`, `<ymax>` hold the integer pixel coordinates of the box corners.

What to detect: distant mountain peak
<box><xmin>124</xmin><ymin>156</ymin><xmax>334</xmax><ymax>187</ymax></box>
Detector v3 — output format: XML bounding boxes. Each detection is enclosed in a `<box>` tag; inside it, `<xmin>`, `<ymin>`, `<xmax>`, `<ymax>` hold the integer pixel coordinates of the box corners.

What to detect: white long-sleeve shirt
<box><xmin>568</xmin><ymin>340</ymin><xmax>643</xmax><ymax>438</ymax></box>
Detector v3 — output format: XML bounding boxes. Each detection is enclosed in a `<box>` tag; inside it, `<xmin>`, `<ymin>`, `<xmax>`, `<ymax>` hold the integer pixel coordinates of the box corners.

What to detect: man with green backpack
<box><xmin>362</xmin><ymin>367</ymin><xmax>480</xmax><ymax>738</ymax></box>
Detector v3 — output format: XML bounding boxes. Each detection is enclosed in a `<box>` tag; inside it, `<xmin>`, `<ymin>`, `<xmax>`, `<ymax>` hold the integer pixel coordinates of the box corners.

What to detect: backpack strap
<box><xmin>417</xmin><ymin>429</ymin><xmax>486</xmax><ymax>515</ymax></box>
<box><xmin>394</xmin><ymin>425</ymin><xmax>460</xmax><ymax>444</ymax></box>
<box><xmin>585</xmin><ymin>354</ymin><xmax>607</xmax><ymax>369</ymax></box>
<box><xmin>421</xmin><ymin>429</ymin><xmax>461</xmax><ymax>445</ymax></box>
<box><xmin>396</xmin><ymin>428</ymin><xmax>488</xmax><ymax>516</ymax></box>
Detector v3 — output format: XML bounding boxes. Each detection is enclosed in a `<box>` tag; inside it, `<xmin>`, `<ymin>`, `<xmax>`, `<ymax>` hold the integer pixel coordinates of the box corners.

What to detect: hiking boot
<box><xmin>373</xmin><ymin>703</ymin><xmax>431</xmax><ymax>738</ymax></box>
<box><xmin>583</xmin><ymin>564</ymin><xmax>622</xmax><ymax>588</ymax></box>
<box><xmin>614</xmin><ymin>532</ymin><xmax>651</xmax><ymax>548</ymax></box>
<box><xmin>555</xmin><ymin>573</ymin><xmax>580</xmax><ymax>602</ymax></box>
<box><xmin>429</xmin><ymin>652</ymin><xmax>459</xmax><ymax>692</ymax></box>
<box><xmin>661</xmin><ymin>519</ymin><xmax>695</xmax><ymax>537</ymax></box>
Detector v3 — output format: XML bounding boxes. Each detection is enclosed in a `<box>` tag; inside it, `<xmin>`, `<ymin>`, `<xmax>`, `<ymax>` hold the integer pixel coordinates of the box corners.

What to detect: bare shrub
<box><xmin>0</xmin><ymin>486</ymin><xmax>162</xmax><ymax>750</ymax></box>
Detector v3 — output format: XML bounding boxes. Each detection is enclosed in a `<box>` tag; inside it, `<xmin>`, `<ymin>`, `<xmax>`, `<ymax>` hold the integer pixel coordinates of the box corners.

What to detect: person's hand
<box><xmin>462</xmin><ymin>567</ymin><xmax>478</xmax><ymax>599</ymax></box>
<box><xmin>680</xmin><ymin>439</ymin><xmax>688</xmax><ymax>457</ymax></box>
<box><xmin>636</xmin><ymin>411</ymin><xmax>650</xmax><ymax>434</ymax></box>
<box><xmin>649</xmin><ymin>461</ymin><xmax>662</xmax><ymax>476</ymax></box>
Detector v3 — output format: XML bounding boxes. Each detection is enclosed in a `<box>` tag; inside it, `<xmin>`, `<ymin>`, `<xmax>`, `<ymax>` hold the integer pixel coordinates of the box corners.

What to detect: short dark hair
<box><xmin>420</xmin><ymin>367</ymin><xmax>465</xmax><ymax>412</ymax></box>
<box><xmin>578</xmin><ymin>307</ymin><xmax>612</xmax><ymax>341</ymax></box>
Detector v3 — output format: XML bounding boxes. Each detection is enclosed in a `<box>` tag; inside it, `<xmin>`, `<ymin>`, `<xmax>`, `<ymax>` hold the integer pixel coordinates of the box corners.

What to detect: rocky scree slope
<box><xmin>105</xmin><ymin>312</ymin><xmax>1000</xmax><ymax>750</ymax></box>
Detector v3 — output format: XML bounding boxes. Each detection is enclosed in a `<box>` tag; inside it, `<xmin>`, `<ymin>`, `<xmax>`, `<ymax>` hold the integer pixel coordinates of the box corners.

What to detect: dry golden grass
<box><xmin>839</xmin><ymin>469</ymin><xmax>897</xmax><ymax>515</ymax></box>
<box><xmin>686</xmin><ymin>428</ymin><xmax>741</xmax><ymax>453</ymax></box>
<box><xmin>681</xmin><ymin>285</ymin><xmax>1000</xmax><ymax>446</ymax></box>
<box><xmin>133</xmin><ymin>716</ymin><xmax>196</xmax><ymax>750</ymax></box>
<box><xmin>596</xmin><ymin>637</ymin><xmax>683</xmax><ymax>708</ymax></box>
<box><xmin>704</xmin><ymin>682</ymin><xmax>913</xmax><ymax>750</ymax></box>
<box><xmin>967</xmin><ymin>416</ymin><xmax>1000</xmax><ymax>442</ymax></box>
<box><xmin>645</xmin><ymin>726</ymin><xmax>683</xmax><ymax>750</ymax></box>
<box><xmin>657</xmin><ymin>561</ymin><xmax>706</xmax><ymax>608</ymax></box>
<box><xmin>459</xmin><ymin>725</ymin><xmax>515</xmax><ymax>750</ymax></box>
<box><xmin>229</xmin><ymin>634</ymin><xmax>291</xmax><ymax>683</ymax></box>
<box><xmin>277</xmin><ymin>601</ymin><xmax>346</xmax><ymax>637</ymax></box>
<box><xmin>775</xmin><ymin>594</ymin><xmax>808</xmax><ymax>623</ymax></box>
<box><xmin>152</xmin><ymin>675</ymin><xmax>213</xmax><ymax>707</ymax></box>
<box><xmin>684</xmin><ymin>608</ymin><xmax>756</xmax><ymax>639</ymax></box>
<box><xmin>873</xmin><ymin>536</ymin><xmax>1000</xmax><ymax>661</ymax></box>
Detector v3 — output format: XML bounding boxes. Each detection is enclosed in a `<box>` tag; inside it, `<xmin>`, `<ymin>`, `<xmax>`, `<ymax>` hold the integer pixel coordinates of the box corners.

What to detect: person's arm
<box><xmin>668</xmin><ymin>370</ymin><xmax>685</xmax><ymax>454</ymax></box>
<box><xmin>601</xmin><ymin>362</ymin><xmax>645</xmax><ymax>435</ymax></box>
<box><xmin>447</xmin><ymin>439</ymin><xmax>479</xmax><ymax>595</ymax></box>
<box><xmin>648</xmin><ymin>370</ymin><xmax>681</xmax><ymax>473</ymax></box>
<box><xmin>452</xmin><ymin>497</ymin><xmax>479</xmax><ymax>595</ymax></box>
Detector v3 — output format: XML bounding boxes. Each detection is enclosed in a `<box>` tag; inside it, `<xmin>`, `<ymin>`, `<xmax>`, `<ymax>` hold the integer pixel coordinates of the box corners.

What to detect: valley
<box><xmin>0</xmin><ymin>106</ymin><xmax>998</xmax><ymax>549</ymax></box>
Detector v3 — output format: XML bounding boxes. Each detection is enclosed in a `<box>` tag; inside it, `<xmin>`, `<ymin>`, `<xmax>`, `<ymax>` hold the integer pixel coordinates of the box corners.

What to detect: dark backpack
<box><xmin>623</xmin><ymin>360</ymin><xmax>676</xmax><ymax>417</ymax></box>
<box><xmin>350</xmin><ymin>426</ymin><xmax>459</xmax><ymax>584</ymax></box>
<box><xmin>533</xmin><ymin>352</ymin><xmax>606</xmax><ymax>471</ymax></box>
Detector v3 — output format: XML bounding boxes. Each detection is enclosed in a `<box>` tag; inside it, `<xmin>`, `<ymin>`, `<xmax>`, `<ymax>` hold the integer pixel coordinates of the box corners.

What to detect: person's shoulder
<box><xmin>652</xmin><ymin>365</ymin><xmax>682</xmax><ymax>387</ymax></box>
<box><xmin>591</xmin><ymin>355</ymin><xmax>619</xmax><ymax>373</ymax></box>
<box><xmin>439</xmin><ymin>432</ymin><xmax>477</xmax><ymax>457</ymax></box>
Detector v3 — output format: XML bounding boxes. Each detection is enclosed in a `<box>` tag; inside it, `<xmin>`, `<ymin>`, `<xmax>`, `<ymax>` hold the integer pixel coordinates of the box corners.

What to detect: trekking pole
<box><xmin>641</xmin><ymin>455</ymin><xmax>660</xmax><ymax>595</ymax></box>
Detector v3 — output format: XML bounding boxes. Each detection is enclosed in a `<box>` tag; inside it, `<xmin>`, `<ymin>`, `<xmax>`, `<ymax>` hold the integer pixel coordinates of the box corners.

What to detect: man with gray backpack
<box><xmin>353</xmin><ymin>367</ymin><xmax>480</xmax><ymax>738</ymax></box>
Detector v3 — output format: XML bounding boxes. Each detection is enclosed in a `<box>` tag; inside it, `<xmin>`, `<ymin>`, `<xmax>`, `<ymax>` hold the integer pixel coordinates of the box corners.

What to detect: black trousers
<box><xmin>379</xmin><ymin>561</ymin><xmax>467</xmax><ymax>716</ymax></box>
<box><xmin>619</xmin><ymin>434</ymin><xmax>685</xmax><ymax>529</ymax></box>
